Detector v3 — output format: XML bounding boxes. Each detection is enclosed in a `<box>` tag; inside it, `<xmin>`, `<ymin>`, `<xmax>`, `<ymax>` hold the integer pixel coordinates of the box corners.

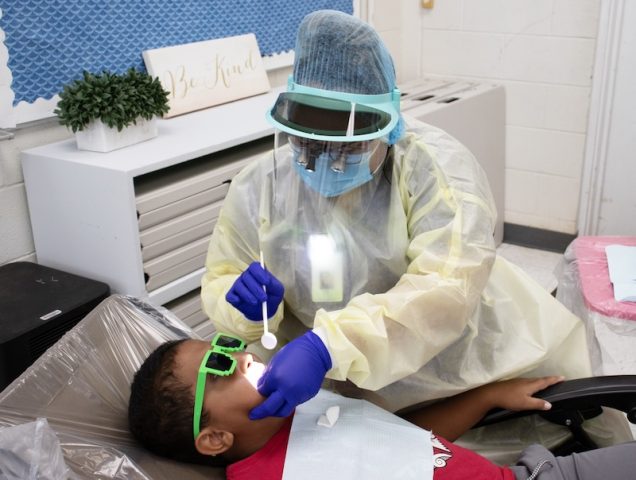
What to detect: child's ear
<box><xmin>195</xmin><ymin>427</ymin><xmax>234</xmax><ymax>457</ymax></box>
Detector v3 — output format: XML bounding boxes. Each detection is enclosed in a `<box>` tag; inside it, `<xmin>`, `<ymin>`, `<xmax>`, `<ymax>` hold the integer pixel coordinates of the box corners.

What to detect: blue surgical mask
<box><xmin>293</xmin><ymin>152</ymin><xmax>373</xmax><ymax>197</ymax></box>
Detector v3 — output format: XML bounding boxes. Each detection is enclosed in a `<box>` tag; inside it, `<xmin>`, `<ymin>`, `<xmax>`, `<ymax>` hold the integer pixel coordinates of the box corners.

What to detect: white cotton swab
<box><xmin>260</xmin><ymin>251</ymin><xmax>278</xmax><ymax>350</ymax></box>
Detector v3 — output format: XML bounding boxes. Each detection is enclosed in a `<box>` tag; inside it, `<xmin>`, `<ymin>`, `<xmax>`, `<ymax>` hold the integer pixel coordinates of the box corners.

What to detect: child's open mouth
<box><xmin>245</xmin><ymin>356</ymin><xmax>266</xmax><ymax>390</ymax></box>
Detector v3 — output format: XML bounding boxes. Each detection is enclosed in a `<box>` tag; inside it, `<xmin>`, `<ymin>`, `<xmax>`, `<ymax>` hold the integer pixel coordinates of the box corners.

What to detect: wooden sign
<box><xmin>143</xmin><ymin>33</ymin><xmax>270</xmax><ymax>118</ymax></box>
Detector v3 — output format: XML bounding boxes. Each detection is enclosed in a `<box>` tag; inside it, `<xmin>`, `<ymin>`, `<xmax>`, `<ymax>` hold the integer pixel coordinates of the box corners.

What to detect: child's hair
<box><xmin>128</xmin><ymin>339</ymin><xmax>227</xmax><ymax>467</ymax></box>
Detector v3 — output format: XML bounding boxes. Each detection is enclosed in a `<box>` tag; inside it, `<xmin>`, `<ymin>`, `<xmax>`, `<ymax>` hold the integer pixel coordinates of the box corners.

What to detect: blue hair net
<box><xmin>293</xmin><ymin>10</ymin><xmax>405</xmax><ymax>145</ymax></box>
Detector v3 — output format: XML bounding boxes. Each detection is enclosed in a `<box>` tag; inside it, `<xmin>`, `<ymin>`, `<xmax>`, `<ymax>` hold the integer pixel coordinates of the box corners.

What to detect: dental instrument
<box><xmin>260</xmin><ymin>251</ymin><xmax>278</xmax><ymax>350</ymax></box>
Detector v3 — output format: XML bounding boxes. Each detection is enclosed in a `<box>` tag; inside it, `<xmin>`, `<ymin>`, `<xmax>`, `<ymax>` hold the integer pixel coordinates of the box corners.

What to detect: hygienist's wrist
<box><xmin>311</xmin><ymin>327</ymin><xmax>333</xmax><ymax>370</ymax></box>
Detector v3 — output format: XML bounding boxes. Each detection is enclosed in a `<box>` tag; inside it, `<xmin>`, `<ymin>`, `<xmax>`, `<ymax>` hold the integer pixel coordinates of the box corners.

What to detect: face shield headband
<box><xmin>266</xmin><ymin>77</ymin><xmax>401</xmax><ymax>142</ymax></box>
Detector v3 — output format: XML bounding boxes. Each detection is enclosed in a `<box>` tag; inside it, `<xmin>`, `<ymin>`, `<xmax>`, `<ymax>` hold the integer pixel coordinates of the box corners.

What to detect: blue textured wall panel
<box><xmin>1</xmin><ymin>1</ymin><xmax>353</xmax><ymax>105</ymax></box>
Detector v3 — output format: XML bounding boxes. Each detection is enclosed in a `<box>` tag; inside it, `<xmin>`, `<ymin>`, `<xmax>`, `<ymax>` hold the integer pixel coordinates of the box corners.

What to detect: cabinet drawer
<box><xmin>193</xmin><ymin>320</ymin><xmax>216</xmax><ymax>340</ymax></box>
<box><xmin>141</xmin><ymin>219</ymin><xmax>215</xmax><ymax>262</ymax></box>
<box><xmin>139</xmin><ymin>202</ymin><xmax>222</xmax><ymax>246</ymax></box>
<box><xmin>138</xmin><ymin>183</ymin><xmax>229</xmax><ymax>230</ymax></box>
<box><xmin>145</xmin><ymin>252</ymin><xmax>207</xmax><ymax>292</ymax></box>
<box><xmin>135</xmin><ymin>136</ymin><xmax>271</xmax><ymax>214</ymax></box>
<box><xmin>164</xmin><ymin>288</ymin><xmax>202</xmax><ymax>320</ymax></box>
<box><xmin>183</xmin><ymin>309</ymin><xmax>209</xmax><ymax>328</ymax></box>
<box><xmin>144</xmin><ymin>237</ymin><xmax>209</xmax><ymax>277</ymax></box>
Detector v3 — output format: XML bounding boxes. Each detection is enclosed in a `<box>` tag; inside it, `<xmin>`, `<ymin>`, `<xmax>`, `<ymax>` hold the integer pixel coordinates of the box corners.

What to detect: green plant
<box><xmin>54</xmin><ymin>68</ymin><xmax>170</xmax><ymax>132</ymax></box>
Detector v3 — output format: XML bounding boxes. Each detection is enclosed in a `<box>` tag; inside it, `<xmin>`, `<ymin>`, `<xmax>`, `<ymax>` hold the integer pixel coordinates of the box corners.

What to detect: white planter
<box><xmin>74</xmin><ymin>117</ymin><xmax>158</xmax><ymax>153</ymax></box>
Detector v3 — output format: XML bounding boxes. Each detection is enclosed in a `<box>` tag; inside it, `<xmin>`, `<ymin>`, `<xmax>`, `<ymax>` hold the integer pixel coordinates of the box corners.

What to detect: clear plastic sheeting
<box><xmin>0</xmin><ymin>418</ymin><xmax>69</xmax><ymax>480</ymax></box>
<box><xmin>556</xmin><ymin>236</ymin><xmax>636</xmax><ymax>375</ymax></box>
<box><xmin>0</xmin><ymin>295</ymin><xmax>226</xmax><ymax>480</ymax></box>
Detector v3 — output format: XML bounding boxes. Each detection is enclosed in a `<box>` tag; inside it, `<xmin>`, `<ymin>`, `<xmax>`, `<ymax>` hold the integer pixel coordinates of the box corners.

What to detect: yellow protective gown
<box><xmin>202</xmin><ymin>114</ymin><xmax>590</xmax><ymax>403</ymax></box>
<box><xmin>202</xmin><ymin>116</ymin><xmax>629</xmax><ymax>462</ymax></box>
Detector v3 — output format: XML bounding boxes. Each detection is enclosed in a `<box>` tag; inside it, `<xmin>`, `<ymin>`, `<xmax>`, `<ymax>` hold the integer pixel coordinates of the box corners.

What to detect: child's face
<box><xmin>176</xmin><ymin>339</ymin><xmax>267</xmax><ymax>432</ymax></box>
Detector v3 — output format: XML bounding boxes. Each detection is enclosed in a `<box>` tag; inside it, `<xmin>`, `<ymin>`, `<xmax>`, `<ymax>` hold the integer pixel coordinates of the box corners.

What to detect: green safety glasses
<box><xmin>193</xmin><ymin>332</ymin><xmax>246</xmax><ymax>439</ymax></box>
<box><xmin>266</xmin><ymin>76</ymin><xmax>401</xmax><ymax>142</ymax></box>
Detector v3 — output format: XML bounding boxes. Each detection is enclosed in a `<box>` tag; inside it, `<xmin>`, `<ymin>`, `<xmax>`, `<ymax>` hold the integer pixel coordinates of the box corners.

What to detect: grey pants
<box><xmin>509</xmin><ymin>442</ymin><xmax>636</xmax><ymax>480</ymax></box>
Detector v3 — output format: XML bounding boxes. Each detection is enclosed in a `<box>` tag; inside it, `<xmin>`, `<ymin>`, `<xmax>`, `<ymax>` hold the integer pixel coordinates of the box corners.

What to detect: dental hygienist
<box><xmin>201</xmin><ymin>9</ymin><xmax>623</xmax><ymax>458</ymax></box>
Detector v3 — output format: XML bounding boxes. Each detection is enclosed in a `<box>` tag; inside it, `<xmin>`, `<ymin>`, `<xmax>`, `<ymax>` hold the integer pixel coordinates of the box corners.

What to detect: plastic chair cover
<box><xmin>0</xmin><ymin>295</ymin><xmax>226</xmax><ymax>480</ymax></box>
<box><xmin>0</xmin><ymin>418</ymin><xmax>69</xmax><ymax>480</ymax></box>
<box><xmin>556</xmin><ymin>236</ymin><xmax>636</xmax><ymax>375</ymax></box>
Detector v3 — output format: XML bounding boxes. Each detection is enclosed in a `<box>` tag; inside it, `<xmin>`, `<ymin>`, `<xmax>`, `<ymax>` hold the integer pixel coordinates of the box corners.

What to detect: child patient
<box><xmin>128</xmin><ymin>334</ymin><xmax>636</xmax><ymax>480</ymax></box>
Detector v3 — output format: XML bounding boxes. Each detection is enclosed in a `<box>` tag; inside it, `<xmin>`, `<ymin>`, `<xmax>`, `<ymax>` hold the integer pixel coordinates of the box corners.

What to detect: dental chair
<box><xmin>0</xmin><ymin>295</ymin><xmax>634</xmax><ymax>479</ymax></box>
<box><xmin>0</xmin><ymin>295</ymin><xmax>222</xmax><ymax>480</ymax></box>
<box><xmin>476</xmin><ymin>375</ymin><xmax>636</xmax><ymax>455</ymax></box>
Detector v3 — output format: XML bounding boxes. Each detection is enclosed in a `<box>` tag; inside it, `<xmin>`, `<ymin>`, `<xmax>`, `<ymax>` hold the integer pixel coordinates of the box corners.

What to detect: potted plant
<box><xmin>54</xmin><ymin>68</ymin><xmax>170</xmax><ymax>152</ymax></box>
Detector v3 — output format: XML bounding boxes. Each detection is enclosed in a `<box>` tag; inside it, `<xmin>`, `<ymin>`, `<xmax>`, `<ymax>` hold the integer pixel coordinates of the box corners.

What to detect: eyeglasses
<box><xmin>193</xmin><ymin>332</ymin><xmax>246</xmax><ymax>439</ymax></box>
<box><xmin>289</xmin><ymin>136</ymin><xmax>380</xmax><ymax>172</ymax></box>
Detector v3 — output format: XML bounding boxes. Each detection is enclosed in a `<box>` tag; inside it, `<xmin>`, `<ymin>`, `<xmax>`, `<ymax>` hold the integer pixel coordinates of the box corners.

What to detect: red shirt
<box><xmin>227</xmin><ymin>418</ymin><xmax>515</xmax><ymax>480</ymax></box>
<box><xmin>226</xmin><ymin>417</ymin><xmax>292</xmax><ymax>480</ymax></box>
<box><xmin>431</xmin><ymin>434</ymin><xmax>516</xmax><ymax>480</ymax></box>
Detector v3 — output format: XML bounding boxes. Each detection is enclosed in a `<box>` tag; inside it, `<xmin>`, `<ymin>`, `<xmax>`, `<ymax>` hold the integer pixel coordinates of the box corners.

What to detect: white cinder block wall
<box><xmin>0</xmin><ymin>123</ymin><xmax>72</xmax><ymax>265</ymax></box>
<box><xmin>369</xmin><ymin>0</ymin><xmax>601</xmax><ymax>235</ymax></box>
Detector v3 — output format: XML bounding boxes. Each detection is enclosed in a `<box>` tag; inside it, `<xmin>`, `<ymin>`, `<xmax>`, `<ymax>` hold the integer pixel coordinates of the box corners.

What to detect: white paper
<box><xmin>605</xmin><ymin>245</ymin><xmax>636</xmax><ymax>302</ymax></box>
<box><xmin>283</xmin><ymin>390</ymin><xmax>433</xmax><ymax>480</ymax></box>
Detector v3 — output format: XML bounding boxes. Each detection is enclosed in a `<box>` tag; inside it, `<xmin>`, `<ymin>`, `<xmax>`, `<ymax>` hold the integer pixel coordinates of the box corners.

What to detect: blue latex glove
<box><xmin>226</xmin><ymin>262</ymin><xmax>285</xmax><ymax>321</ymax></box>
<box><xmin>249</xmin><ymin>331</ymin><xmax>332</xmax><ymax>420</ymax></box>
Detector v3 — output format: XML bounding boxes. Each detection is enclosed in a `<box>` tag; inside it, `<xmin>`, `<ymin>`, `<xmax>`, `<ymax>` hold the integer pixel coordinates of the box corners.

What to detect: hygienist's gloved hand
<box><xmin>249</xmin><ymin>331</ymin><xmax>331</xmax><ymax>420</ymax></box>
<box><xmin>226</xmin><ymin>262</ymin><xmax>284</xmax><ymax>321</ymax></box>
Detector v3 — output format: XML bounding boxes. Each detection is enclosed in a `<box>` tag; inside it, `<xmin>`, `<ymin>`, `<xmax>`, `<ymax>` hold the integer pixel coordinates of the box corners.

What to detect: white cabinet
<box><xmin>22</xmin><ymin>89</ymin><xmax>281</xmax><ymax>316</ymax></box>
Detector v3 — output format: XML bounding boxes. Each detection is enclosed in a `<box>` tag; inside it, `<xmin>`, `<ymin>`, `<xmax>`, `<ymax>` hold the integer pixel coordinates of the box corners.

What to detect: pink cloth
<box><xmin>574</xmin><ymin>236</ymin><xmax>636</xmax><ymax>320</ymax></box>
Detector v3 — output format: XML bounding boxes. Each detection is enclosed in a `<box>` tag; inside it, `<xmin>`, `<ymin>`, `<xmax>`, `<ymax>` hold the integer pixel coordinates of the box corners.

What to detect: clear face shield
<box><xmin>274</xmin><ymin>130</ymin><xmax>386</xmax><ymax>197</ymax></box>
<box><xmin>267</xmin><ymin>79</ymin><xmax>401</xmax><ymax>198</ymax></box>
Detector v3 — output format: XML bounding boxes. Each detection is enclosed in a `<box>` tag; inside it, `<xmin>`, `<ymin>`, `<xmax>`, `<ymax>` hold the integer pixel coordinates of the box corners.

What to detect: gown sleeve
<box><xmin>201</xmin><ymin>155</ymin><xmax>285</xmax><ymax>342</ymax></box>
<box><xmin>314</xmin><ymin>123</ymin><xmax>498</xmax><ymax>389</ymax></box>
